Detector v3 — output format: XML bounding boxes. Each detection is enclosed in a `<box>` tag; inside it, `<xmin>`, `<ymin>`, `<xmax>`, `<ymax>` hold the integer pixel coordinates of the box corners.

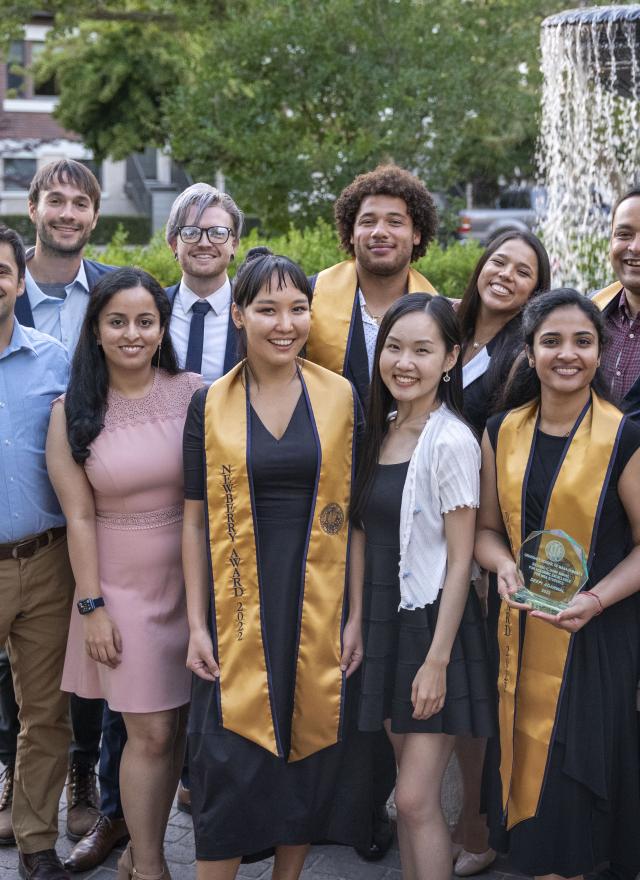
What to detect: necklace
<box><xmin>363</xmin><ymin>302</ymin><xmax>383</xmax><ymax>325</ymax></box>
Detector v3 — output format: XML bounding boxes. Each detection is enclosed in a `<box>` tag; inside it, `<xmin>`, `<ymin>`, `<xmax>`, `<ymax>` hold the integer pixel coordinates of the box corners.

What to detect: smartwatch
<box><xmin>77</xmin><ymin>597</ymin><xmax>105</xmax><ymax>615</ymax></box>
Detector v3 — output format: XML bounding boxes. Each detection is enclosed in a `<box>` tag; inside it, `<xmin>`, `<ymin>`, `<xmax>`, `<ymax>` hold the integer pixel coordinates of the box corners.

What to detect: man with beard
<box><xmin>3</xmin><ymin>160</ymin><xmax>128</xmax><ymax>872</ymax></box>
<box><xmin>307</xmin><ymin>164</ymin><xmax>439</xmax><ymax>410</ymax></box>
<box><xmin>593</xmin><ymin>188</ymin><xmax>640</xmax><ymax>416</ymax></box>
<box><xmin>306</xmin><ymin>165</ymin><xmax>439</xmax><ymax>861</ymax></box>
<box><xmin>165</xmin><ymin>181</ymin><xmax>242</xmax><ymax>383</ymax></box>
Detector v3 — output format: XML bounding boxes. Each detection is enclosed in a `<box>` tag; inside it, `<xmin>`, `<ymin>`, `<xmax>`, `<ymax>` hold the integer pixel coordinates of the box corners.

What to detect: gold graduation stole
<box><xmin>306</xmin><ymin>260</ymin><xmax>437</xmax><ymax>375</ymax></box>
<box><xmin>592</xmin><ymin>281</ymin><xmax>622</xmax><ymax>311</ymax></box>
<box><xmin>495</xmin><ymin>392</ymin><xmax>623</xmax><ymax>828</ymax></box>
<box><xmin>204</xmin><ymin>359</ymin><xmax>355</xmax><ymax>761</ymax></box>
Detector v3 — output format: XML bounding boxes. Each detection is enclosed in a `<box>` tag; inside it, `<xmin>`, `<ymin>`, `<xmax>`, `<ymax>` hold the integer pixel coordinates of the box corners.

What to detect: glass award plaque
<box><xmin>514</xmin><ymin>529</ymin><xmax>589</xmax><ymax>615</ymax></box>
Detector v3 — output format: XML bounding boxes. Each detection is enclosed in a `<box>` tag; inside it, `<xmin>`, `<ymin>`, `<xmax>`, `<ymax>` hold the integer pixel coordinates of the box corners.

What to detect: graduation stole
<box><xmin>495</xmin><ymin>392</ymin><xmax>624</xmax><ymax>828</ymax></box>
<box><xmin>592</xmin><ymin>281</ymin><xmax>622</xmax><ymax>311</ymax></box>
<box><xmin>306</xmin><ymin>260</ymin><xmax>437</xmax><ymax>375</ymax></box>
<box><xmin>204</xmin><ymin>359</ymin><xmax>355</xmax><ymax>761</ymax></box>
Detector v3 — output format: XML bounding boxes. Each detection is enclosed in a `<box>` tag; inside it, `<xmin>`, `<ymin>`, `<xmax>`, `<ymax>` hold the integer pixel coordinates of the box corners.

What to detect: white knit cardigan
<box><xmin>398</xmin><ymin>404</ymin><xmax>481</xmax><ymax>610</ymax></box>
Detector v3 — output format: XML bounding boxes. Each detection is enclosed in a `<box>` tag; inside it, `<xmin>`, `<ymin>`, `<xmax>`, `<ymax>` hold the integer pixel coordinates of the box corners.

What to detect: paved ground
<box><xmin>0</xmin><ymin>760</ymin><xmax>527</xmax><ymax>879</ymax></box>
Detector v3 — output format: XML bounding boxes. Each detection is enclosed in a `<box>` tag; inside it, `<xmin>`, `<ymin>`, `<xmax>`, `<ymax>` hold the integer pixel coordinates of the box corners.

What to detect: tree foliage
<box><xmin>1</xmin><ymin>0</ymin><xmax>582</xmax><ymax>231</ymax></box>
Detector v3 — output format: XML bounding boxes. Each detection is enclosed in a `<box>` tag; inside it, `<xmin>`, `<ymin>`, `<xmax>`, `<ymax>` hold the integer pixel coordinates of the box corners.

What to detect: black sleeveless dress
<box><xmin>485</xmin><ymin>415</ymin><xmax>640</xmax><ymax>877</ymax></box>
<box><xmin>357</xmin><ymin>461</ymin><xmax>495</xmax><ymax>737</ymax></box>
<box><xmin>183</xmin><ymin>389</ymin><xmax>370</xmax><ymax>860</ymax></box>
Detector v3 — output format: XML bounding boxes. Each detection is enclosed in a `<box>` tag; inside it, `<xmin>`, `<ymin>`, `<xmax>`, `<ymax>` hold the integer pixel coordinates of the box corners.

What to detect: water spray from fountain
<box><xmin>538</xmin><ymin>5</ymin><xmax>640</xmax><ymax>290</ymax></box>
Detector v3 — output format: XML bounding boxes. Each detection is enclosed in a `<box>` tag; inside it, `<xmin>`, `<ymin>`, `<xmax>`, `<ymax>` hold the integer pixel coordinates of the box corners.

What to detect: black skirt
<box><xmin>358</xmin><ymin>462</ymin><xmax>495</xmax><ymax>737</ymax></box>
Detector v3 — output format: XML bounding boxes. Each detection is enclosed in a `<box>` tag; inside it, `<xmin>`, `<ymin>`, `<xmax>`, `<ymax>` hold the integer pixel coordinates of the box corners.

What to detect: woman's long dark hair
<box><xmin>351</xmin><ymin>293</ymin><xmax>463</xmax><ymax>524</ymax></box>
<box><xmin>233</xmin><ymin>246</ymin><xmax>312</xmax><ymax>359</ymax></box>
<box><xmin>65</xmin><ymin>267</ymin><xmax>179</xmax><ymax>463</ymax></box>
<box><xmin>498</xmin><ymin>288</ymin><xmax>610</xmax><ymax>411</ymax></box>
<box><xmin>457</xmin><ymin>230</ymin><xmax>551</xmax><ymax>342</ymax></box>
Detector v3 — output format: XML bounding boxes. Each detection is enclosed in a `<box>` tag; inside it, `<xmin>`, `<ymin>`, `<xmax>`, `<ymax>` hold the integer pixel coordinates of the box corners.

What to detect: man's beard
<box><xmin>37</xmin><ymin>222</ymin><xmax>92</xmax><ymax>257</ymax></box>
<box><xmin>356</xmin><ymin>248</ymin><xmax>411</xmax><ymax>278</ymax></box>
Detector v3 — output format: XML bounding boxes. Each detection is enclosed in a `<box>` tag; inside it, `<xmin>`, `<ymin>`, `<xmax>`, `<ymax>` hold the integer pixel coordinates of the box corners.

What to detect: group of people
<box><xmin>1</xmin><ymin>157</ymin><xmax>640</xmax><ymax>880</ymax></box>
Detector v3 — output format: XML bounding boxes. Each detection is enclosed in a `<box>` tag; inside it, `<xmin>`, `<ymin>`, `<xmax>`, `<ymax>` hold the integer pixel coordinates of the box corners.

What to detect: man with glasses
<box><xmin>165</xmin><ymin>182</ymin><xmax>243</xmax><ymax>383</ymax></box>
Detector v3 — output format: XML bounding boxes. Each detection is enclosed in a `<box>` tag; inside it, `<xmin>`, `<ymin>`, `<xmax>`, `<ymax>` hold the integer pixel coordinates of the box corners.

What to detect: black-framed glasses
<box><xmin>178</xmin><ymin>225</ymin><xmax>234</xmax><ymax>244</ymax></box>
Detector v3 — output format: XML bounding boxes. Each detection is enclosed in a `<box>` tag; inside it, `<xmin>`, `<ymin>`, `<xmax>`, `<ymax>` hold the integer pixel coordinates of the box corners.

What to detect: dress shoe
<box><xmin>176</xmin><ymin>782</ymin><xmax>191</xmax><ymax>815</ymax></box>
<box><xmin>454</xmin><ymin>847</ymin><xmax>497</xmax><ymax>876</ymax></box>
<box><xmin>355</xmin><ymin>805</ymin><xmax>394</xmax><ymax>861</ymax></box>
<box><xmin>64</xmin><ymin>814</ymin><xmax>128</xmax><ymax>872</ymax></box>
<box><xmin>0</xmin><ymin>765</ymin><xmax>15</xmax><ymax>845</ymax></box>
<box><xmin>452</xmin><ymin>842</ymin><xmax>464</xmax><ymax>863</ymax></box>
<box><xmin>65</xmin><ymin>760</ymin><xmax>99</xmax><ymax>841</ymax></box>
<box><xmin>117</xmin><ymin>841</ymin><xmax>172</xmax><ymax>879</ymax></box>
<box><xmin>18</xmin><ymin>849</ymin><xmax>70</xmax><ymax>879</ymax></box>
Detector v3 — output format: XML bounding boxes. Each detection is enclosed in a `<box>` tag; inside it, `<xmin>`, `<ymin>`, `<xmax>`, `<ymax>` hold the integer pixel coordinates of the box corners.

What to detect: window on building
<box><xmin>30</xmin><ymin>42</ymin><xmax>57</xmax><ymax>97</ymax></box>
<box><xmin>79</xmin><ymin>159</ymin><xmax>103</xmax><ymax>188</ymax></box>
<box><xmin>3</xmin><ymin>158</ymin><xmax>37</xmax><ymax>191</ymax></box>
<box><xmin>6</xmin><ymin>42</ymin><xmax>26</xmax><ymax>97</ymax></box>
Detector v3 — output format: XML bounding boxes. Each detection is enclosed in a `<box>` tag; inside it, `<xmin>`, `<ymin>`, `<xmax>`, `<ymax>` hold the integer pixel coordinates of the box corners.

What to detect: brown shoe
<box><xmin>176</xmin><ymin>782</ymin><xmax>191</xmax><ymax>815</ymax></box>
<box><xmin>0</xmin><ymin>765</ymin><xmax>15</xmax><ymax>845</ymax></box>
<box><xmin>65</xmin><ymin>761</ymin><xmax>98</xmax><ymax>841</ymax></box>
<box><xmin>18</xmin><ymin>849</ymin><xmax>70</xmax><ymax>879</ymax></box>
<box><xmin>63</xmin><ymin>814</ymin><xmax>128</xmax><ymax>873</ymax></box>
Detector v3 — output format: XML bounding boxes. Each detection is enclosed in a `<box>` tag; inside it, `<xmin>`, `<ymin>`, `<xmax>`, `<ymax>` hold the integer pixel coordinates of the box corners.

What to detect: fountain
<box><xmin>538</xmin><ymin>5</ymin><xmax>640</xmax><ymax>290</ymax></box>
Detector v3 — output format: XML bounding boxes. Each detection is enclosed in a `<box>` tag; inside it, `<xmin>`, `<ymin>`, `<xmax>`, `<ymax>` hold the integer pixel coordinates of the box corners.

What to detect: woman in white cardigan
<box><xmin>351</xmin><ymin>294</ymin><xmax>495</xmax><ymax>880</ymax></box>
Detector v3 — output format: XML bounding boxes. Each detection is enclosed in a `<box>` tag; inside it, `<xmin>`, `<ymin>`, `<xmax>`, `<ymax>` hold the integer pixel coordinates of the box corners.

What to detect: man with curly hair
<box><xmin>306</xmin><ymin>166</ymin><xmax>438</xmax><ymax>863</ymax></box>
<box><xmin>307</xmin><ymin>165</ymin><xmax>439</xmax><ymax>408</ymax></box>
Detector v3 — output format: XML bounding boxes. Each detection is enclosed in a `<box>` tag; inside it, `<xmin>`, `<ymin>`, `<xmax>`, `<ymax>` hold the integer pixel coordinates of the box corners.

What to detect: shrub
<box><xmin>85</xmin><ymin>220</ymin><xmax>484</xmax><ymax>296</ymax></box>
<box><xmin>0</xmin><ymin>214</ymin><xmax>150</xmax><ymax>246</ymax></box>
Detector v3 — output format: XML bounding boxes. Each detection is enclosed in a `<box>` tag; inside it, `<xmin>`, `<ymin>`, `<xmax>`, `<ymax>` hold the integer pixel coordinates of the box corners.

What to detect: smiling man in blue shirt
<box><xmin>0</xmin><ymin>225</ymin><xmax>74</xmax><ymax>880</ymax></box>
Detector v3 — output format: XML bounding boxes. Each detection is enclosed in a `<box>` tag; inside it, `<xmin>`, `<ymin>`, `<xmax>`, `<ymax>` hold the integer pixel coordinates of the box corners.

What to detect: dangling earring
<box><xmin>528</xmin><ymin>360</ymin><xmax>535</xmax><ymax>368</ymax></box>
<box><xmin>156</xmin><ymin>340</ymin><xmax>162</xmax><ymax>369</ymax></box>
<box><xmin>442</xmin><ymin>370</ymin><xmax>451</xmax><ymax>383</ymax></box>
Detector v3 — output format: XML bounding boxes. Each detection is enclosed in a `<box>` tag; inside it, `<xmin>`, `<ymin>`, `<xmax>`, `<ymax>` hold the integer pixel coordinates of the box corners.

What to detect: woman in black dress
<box><xmin>352</xmin><ymin>294</ymin><xmax>495</xmax><ymax>880</ymax></box>
<box><xmin>476</xmin><ymin>290</ymin><xmax>640</xmax><ymax>879</ymax></box>
<box><xmin>453</xmin><ymin>231</ymin><xmax>551</xmax><ymax>876</ymax></box>
<box><xmin>182</xmin><ymin>248</ymin><xmax>367</xmax><ymax>880</ymax></box>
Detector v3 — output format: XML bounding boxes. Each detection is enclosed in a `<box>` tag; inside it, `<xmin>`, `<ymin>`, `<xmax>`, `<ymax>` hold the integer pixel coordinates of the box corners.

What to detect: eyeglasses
<box><xmin>177</xmin><ymin>225</ymin><xmax>234</xmax><ymax>245</ymax></box>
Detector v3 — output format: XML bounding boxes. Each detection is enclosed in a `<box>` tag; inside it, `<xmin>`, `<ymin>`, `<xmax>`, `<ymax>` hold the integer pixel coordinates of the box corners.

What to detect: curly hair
<box><xmin>334</xmin><ymin>165</ymin><xmax>438</xmax><ymax>262</ymax></box>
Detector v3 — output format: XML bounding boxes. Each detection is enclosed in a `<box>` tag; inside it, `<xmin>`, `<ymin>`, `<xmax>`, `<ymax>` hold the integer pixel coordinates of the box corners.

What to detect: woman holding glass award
<box><xmin>475</xmin><ymin>289</ymin><xmax>640</xmax><ymax>879</ymax></box>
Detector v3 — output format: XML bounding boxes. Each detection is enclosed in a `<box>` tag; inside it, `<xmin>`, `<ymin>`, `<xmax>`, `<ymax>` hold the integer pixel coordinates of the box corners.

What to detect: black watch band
<box><xmin>77</xmin><ymin>597</ymin><xmax>105</xmax><ymax>615</ymax></box>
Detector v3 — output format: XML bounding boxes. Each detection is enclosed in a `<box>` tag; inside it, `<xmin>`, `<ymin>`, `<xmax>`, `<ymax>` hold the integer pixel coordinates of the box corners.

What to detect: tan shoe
<box><xmin>0</xmin><ymin>765</ymin><xmax>15</xmax><ymax>846</ymax></box>
<box><xmin>64</xmin><ymin>814</ymin><xmax>128</xmax><ymax>872</ymax></box>
<box><xmin>454</xmin><ymin>848</ymin><xmax>497</xmax><ymax>876</ymax></box>
<box><xmin>116</xmin><ymin>842</ymin><xmax>171</xmax><ymax>879</ymax></box>
<box><xmin>176</xmin><ymin>782</ymin><xmax>191</xmax><ymax>815</ymax></box>
<box><xmin>65</xmin><ymin>761</ymin><xmax>99</xmax><ymax>841</ymax></box>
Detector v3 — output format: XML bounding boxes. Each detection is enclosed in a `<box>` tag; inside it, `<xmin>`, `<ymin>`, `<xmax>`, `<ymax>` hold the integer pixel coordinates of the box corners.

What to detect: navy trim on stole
<box><xmin>165</xmin><ymin>281</ymin><xmax>240</xmax><ymax>376</ymax></box>
<box><xmin>308</xmin><ymin>273</ymin><xmax>370</xmax><ymax>410</ymax></box>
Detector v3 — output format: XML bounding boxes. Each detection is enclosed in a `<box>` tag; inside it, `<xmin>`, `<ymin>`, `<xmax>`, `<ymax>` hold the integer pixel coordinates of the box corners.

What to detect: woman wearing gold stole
<box><xmin>182</xmin><ymin>248</ymin><xmax>367</xmax><ymax>880</ymax></box>
<box><xmin>476</xmin><ymin>289</ymin><xmax>640</xmax><ymax>879</ymax></box>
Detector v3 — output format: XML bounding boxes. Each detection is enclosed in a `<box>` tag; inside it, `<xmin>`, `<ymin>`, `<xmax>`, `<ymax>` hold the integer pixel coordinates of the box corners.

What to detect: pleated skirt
<box><xmin>358</xmin><ymin>542</ymin><xmax>496</xmax><ymax>737</ymax></box>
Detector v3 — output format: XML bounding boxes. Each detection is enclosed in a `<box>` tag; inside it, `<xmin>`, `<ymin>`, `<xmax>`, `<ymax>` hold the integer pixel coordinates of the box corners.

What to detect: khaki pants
<box><xmin>0</xmin><ymin>534</ymin><xmax>74</xmax><ymax>853</ymax></box>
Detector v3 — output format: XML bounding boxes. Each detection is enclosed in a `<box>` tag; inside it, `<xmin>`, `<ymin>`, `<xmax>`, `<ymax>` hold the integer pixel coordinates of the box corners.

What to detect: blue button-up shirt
<box><xmin>24</xmin><ymin>261</ymin><xmax>90</xmax><ymax>355</ymax></box>
<box><xmin>0</xmin><ymin>320</ymin><xmax>70</xmax><ymax>542</ymax></box>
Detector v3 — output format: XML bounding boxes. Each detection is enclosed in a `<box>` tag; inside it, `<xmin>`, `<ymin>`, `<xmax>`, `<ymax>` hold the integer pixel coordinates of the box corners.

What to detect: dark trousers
<box><xmin>99</xmin><ymin>706</ymin><xmax>126</xmax><ymax>819</ymax></box>
<box><xmin>0</xmin><ymin>648</ymin><xmax>18</xmax><ymax>766</ymax></box>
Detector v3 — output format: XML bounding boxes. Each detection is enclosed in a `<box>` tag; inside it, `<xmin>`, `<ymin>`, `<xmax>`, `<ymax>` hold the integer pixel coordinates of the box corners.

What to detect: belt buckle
<box><xmin>11</xmin><ymin>537</ymin><xmax>39</xmax><ymax>560</ymax></box>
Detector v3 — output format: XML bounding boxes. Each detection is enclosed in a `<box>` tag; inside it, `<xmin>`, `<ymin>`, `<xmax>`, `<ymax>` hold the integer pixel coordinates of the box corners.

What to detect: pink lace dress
<box><xmin>61</xmin><ymin>369</ymin><xmax>202</xmax><ymax>713</ymax></box>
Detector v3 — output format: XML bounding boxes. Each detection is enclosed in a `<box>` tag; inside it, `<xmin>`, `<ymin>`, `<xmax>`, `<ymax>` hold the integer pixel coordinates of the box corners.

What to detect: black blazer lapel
<box><xmin>14</xmin><ymin>292</ymin><xmax>35</xmax><ymax>328</ymax></box>
<box><xmin>223</xmin><ymin>306</ymin><xmax>240</xmax><ymax>374</ymax></box>
<box><xmin>345</xmin><ymin>304</ymin><xmax>371</xmax><ymax>411</ymax></box>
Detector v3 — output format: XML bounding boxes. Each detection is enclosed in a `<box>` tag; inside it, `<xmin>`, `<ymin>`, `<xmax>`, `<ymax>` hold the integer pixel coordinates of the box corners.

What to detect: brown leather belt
<box><xmin>0</xmin><ymin>526</ymin><xmax>66</xmax><ymax>561</ymax></box>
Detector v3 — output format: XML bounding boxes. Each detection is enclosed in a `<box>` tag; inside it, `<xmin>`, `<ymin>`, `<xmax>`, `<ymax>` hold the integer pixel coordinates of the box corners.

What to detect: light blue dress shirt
<box><xmin>0</xmin><ymin>320</ymin><xmax>70</xmax><ymax>542</ymax></box>
<box><xmin>24</xmin><ymin>261</ymin><xmax>90</xmax><ymax>355</ymax></box>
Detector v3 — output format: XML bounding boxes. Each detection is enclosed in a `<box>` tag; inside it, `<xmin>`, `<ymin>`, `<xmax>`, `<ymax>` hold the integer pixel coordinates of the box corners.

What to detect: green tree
<box><xmin>2</xmin><ymin>0</ymin><xmax>582</xmax><ymax>230</ymax></box>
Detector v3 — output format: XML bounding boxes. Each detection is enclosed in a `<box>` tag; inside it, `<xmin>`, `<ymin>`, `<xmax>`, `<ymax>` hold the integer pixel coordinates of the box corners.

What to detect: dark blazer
<box><xmin>601</xmin><ymin>290</ymin><xmax>640</xmax><ymax>419</ymax></box>
<box><xmin>308</xmin><ymin>273</ymin><xmax>370</xmax><ymax>410</ymax></box>
<box><xmin>165</xmin><ymin>282</ymin><xmax>240</xmax><ymax>377</ymax></box>
<box><xmin>15</xmin><ymin>257</ymin><xmax>116</xmax><ymax>328</ymax></box>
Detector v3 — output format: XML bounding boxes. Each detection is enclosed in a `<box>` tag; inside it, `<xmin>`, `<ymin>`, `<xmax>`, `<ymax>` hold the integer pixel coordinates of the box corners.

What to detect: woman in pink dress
<box><xmin>47</xmin><ymin>267</ymin><xmax>201</xmax><ymax>880</ymax></box>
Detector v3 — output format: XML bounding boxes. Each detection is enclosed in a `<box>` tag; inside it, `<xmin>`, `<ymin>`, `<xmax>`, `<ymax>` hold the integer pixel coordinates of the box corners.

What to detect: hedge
<box><xmin>0</xmin><ymin>214</ymin><xmax>151</xmax><ymax>246</ymax></box>
<box><xmin>85</xmin><ymin>221</ymin><xmax>483</xmax><ymax>299</ymax></box>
